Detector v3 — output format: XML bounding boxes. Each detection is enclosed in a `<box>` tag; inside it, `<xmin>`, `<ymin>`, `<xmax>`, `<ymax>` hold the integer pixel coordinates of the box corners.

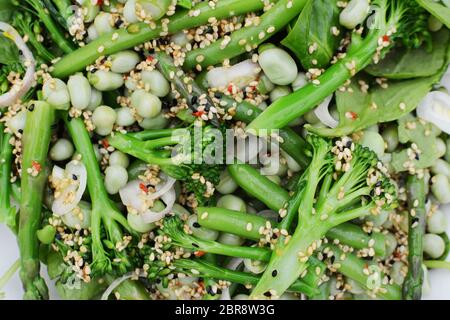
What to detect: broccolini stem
<box><xmin>51</xmin><ymin>0</ymin><xmax>266</xmax><ymax>78</ymax></box>
<box><xmin>403</xmin><ymin>174</ymin><xmax>427</xmax><ymax>300</ymax></box>
<box><xmin>424</xmin><ymin>260</ymin><xmax>450</xmax><ymax>270</ymax></box>
<box><xmin>173</xmin><ymin>259</ymin><xmax>320</xmax><ymax>297</ymax></box>
<box><xmin>19</xmin><ymin>101</ymin><xmax>54</xmax><ymax>300</ymax></box>
<box><xmin>183</xmin><ymin>0</ymin><xmax>307</xmax><ymax>70</ymax></box>
<box><xmin>66</xmin><ymin>117</ymin><xmax>132</xmax><ymax>275</ymax></box>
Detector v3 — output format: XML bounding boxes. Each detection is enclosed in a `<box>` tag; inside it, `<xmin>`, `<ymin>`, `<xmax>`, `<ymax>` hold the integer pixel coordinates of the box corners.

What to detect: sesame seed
<box><xmin>97</xmin><ymin>46</ymin><xmax>105</xmax><ymax>53</ymax></box>
<box><xmin>246</xmin><ymin>222</ymin><xmax>253</xmax><ymax>231</ymax></box>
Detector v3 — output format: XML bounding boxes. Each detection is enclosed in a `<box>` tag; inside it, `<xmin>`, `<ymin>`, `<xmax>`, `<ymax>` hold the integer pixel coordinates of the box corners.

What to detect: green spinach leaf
<box><xmin>365</xmin><ymin>29</ymin><xmax>449</xmax><ymax>79</ymax></box>
<box><xmin>306</xmin><ymin>74</ymin><xmax>440</xmax><ymax>137</ymax></box>
<box><xmin>391</xmin><ymin>114</ymin><xmax>441</xmax><ymax>172</ymax></box>
<box><xmin>281</xmin><ymin>0</ymin><xmax>342</xmax><ymax>70</ymax></box>
<box><xmin>0</xmin><ymin>34</ymin><xmax>20</xmax><ymax>66</ymax></box>
<box><xmin>416</xmin><ymin>0</ymin><xmax>450</xmax><ymax>29</ymax></box>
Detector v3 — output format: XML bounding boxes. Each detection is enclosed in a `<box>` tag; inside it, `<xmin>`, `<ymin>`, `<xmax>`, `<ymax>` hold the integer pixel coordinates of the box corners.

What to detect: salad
<box><xmin>0</xmin><ymin>0</ymin><xmax>450</xmax><ymax>301</ymax></box>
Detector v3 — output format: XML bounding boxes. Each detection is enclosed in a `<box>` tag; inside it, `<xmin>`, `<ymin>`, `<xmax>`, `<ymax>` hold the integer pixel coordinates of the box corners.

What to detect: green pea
<box><xmin>104</xmin><ymin>165</ymin><xmax>129</xmax><ymax>195</ymax></box>
<box><xmin>138</xmin><ymin>112</ymin><xmax>168</xmax><ymax>129</ymax></box>
<box><xmin>131</xmin><ymin>89</ymin><xmax>162</xmax><ymax>118</ymax></box>
<box><xmin>88</xmin><ymin>70</ymin><xmax>124</xmax><ymax>91</ymax></box>
<box><xmin>217</xmin><ymin>194</ymin><xmax>246</xmax><ymax>212</ymax></box>
<box><xmin>359</xmin><ymin>131</ymin><xmax>385</xmax><ymax>158</ymax></box>
<box><xmin>381</xmin><ymin>124</ymin><xmax>399</xmax><ymax>153</ymax></box>
<box><xmin>216</xmin><ymin>169</ymin><xmax>238</xmax><ymax>194</ymax></box>
<box><xmin>269</xmin><ymin>85</ymin><xmax>291</xmax><ymax>102</ymax></box>
<box><xmin>427</xmin><ymin>210</ymin><xmax>448</xmax><ymax>234</ymax></box>
<box><xmin>61</xmin><ymin>201</ymin><xmax>92</xmax><ymax>229</ymax></box>
<box><xmin>110</xmin><ymin>50</ymin><xmax>140</xmax><ymax>73</ymax></box>
<box><xmin>291</xmin><ymin>72</ymin><xmax>308</xmax><ymax>91</ymax></box>
<box><xmin>109</xmin><ymin>151</ymin><xmax>130</xmax><ymax>168</ymax></box>
<box><xmin>50</xmin><ymin>138</ymin><xmax>74</xmax><ymax>161</ymax></box>
<box><xmin>37</xmin><ymin>225</ymin><xmax>56</xmax><ymax>244</ymax></box>
<box><xmin>116</xmin><ymin>107</ymin><xmax>136</xmax><ymax>127</ymax></box>
<box><xmin>258</xmin><ymin>45</ymin><xmax>298</xmax><ymax>85</ymax></box>
<box><xmin>431</xmin><ymin>174</ymin><xmax>450</xmax><ymax>204</ymax></box>
<box><xmin>187</xmin><ymin>214</ymin><xmax>219</xmax><ymax>241</ymax></box>
<box><xmin>423</xmin><ymin>233</ymin><xmax>445</xmax><ymax>259</ymax></box>
<box><xmin>92</xmin><ymin>106</ymin><xmax>117</xmax><ymax>136</ymax></box>
<box><xmin>436</xmin><ymin>137</ymin><xmax>447</xmax><ymax>158</ymax></box>
<box><xmin>43</xmin><ymin>78</ymin><xmax>70</xmax><ymax>110</ymax></box>
<box><xmin>67</xmin><ymin>73</ymin><xmax>92</xmax><ymax>110</ymax></box>
<box><xmin>94</xmin><ymin>12</ymin><xmax>115</xmax><ymax>36</ymax></box>
<box><xmin>87</xmin><ymin>88</ymin><xmax>102</xmax><ymax>111</ymax></box>
<box><xmin>141</xmin><ymin>70</ymin><xmax>171</xmax><ymax>97</ymax></box>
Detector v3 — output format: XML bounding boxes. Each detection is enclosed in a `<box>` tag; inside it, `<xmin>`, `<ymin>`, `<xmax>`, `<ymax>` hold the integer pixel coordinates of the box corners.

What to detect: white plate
<box><xmin>1</xmin><ymin>206</ymin><xmax>450</xmax><ymax>300</ymax></box>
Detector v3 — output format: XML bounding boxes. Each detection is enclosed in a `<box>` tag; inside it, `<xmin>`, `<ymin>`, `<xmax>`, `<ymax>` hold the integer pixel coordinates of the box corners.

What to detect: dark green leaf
<box><xmin>0</xmin><ymin>34</ymin><xmax>20</xmax><ymax>66</ymax></box>
<box><xmin>281</xmin><ymin>0</ymin><xmax>342</xmax><ymax>70</ymax></box>
<box><xmin>416</xmin><ymin>0</ymin><xmax>450</xmax><ymax>29</ymax></box>
<box><xmin>306</xmin><ymin>74</ymin><xmax>441</xmax><ymax>137</ymax></box>
<box><xmin>365</xmin><ymin>29</ymin><xmax>449</xmax><ymax>79</ymax></box>
<box><xmin>0</xmin><ymin>0</ymin><xmax>14</xmax><ymax>22</ymax></box>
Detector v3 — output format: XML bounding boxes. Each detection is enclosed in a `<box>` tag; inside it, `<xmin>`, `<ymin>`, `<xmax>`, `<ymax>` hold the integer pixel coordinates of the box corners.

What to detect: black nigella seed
<box><xmin>272</xmin><ymin>234</ymin><xmax>278</xmax><ymax>240</ymax></box>
<box><xmin>214</xmin><ymin>92</ymin><xmax>221</xmax><ymax>99</ymax></box>
<box><xmin>193</xmin><ymin>222</ymin><xmax>200</xmax><ymax>228</ymax></box>
<box><xmin>272</xmin><ymin>270</ymin><xmax>278</xmax><ymax>277</ymax></box>
<box><xmin>191</xmin><ymin>95</ymin><xmax>198</xmax><ymax>105</ymax></box>
<box><xmin>375</xmin><ymin>181</ymin><xmax>382</xmax><ymax>187</ymax></box>
<box><xmin>346</xmin><ymin>141</ymin><xmax>352</xmax><ymax>148</ymax></box>
<box><xmin>415</xmin><ymin>153</ymin><xmax>420</xmax><ymax>160</ymax></box>
<box><xmin>206</xmin><ymin>286</ymin><xmax>215</xmax><ymax>295</ymax></box>
<box><xmin>18</xmin><ymin>129</ymin><xmax>23</xmax><ymax>134</ymax></box>
<box><xmin>277</xmin><ymin>216</ymin><xmax>283</xmax><ymax>223</ymax></box>
<box><xmin>28</xmin><ymin>104</ymin><xmax>34</xmax><ymax>112</ymax></box>
<box><xmin>263</xmin><ymin>291</ymin><xmax>272</xmax><ymax>297</ymax></box>
<box><xmin>55</xmin><ymin>233</ymin><xmax>62</xmax><ymax>240</ymax></box>
<box><xmin>217</xmin><ymin>289</ymin><xmax>222</xmax><ymax>295</ymax></box>
<box><xmin>115</xmin><ymin>19</ymin><xmax>123</xmax><ymax>28</ymax></box>
<box><xmin>330</xmin><ymin>256</ymin><xmax>335</xmax><ymax>264</ymax></box>
<box><xmin>72</xmin><ymin>174</ymin><xmax>78</xmax><ymax>180</ymax></box>
<box><xmin>412</xmin><ymin>217</ymin><xmax>419</xmax><ymax>224</ymax></box>
<box><xmin>192</xmin><ymin>243</ymin><xmax>199</xmax><ymax>248</ymax></box>
<box><xmin>90</xmin><ymin>68</ymin><xmax>98</xmax><ymax>73</ymax></box>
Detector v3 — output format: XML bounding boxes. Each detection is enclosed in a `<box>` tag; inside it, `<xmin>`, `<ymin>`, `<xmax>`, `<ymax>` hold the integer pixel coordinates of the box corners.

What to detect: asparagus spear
<box><xmin>19</xmin><ymin>101</ymin><xmax>55</xmax><ymax>300</ymax></box>
<box><xmin>403</xmin><ymin>174</ymin><xmax>427</xmax><ymax>300</ymax></box>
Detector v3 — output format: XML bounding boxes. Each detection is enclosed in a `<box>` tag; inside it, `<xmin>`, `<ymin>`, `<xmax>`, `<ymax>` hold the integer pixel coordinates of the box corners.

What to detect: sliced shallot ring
<box><xmin>141</xmin><ymin>187</ymin><xmax>176</xmax><ymax>223</ymax></box>
<box><xmin>51</xmin><ymin>160</ymin><xmax>87</xmax><ymax>216</ymax></box>
<box><xmin>0</xmin><ymin>22</ymin><xmax>36</xmax><ymax>107</ymax></box>
<box><xmin>146</xmin><ymin>172</ymin><xmax>176</xmax><ymax>200</ymax></box>
<box><xmin>314</xmin><ymin>95</ymin><xmax>337</xmax><ymax>128</ymax></box>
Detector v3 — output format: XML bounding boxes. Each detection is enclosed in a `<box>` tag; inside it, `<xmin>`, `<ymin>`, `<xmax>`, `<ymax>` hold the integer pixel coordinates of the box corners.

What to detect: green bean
<box><xmin>359</xmin><ymin>131</ymin><xmax>385</xmax><ymax>158</ymax></box>
<box><xmin>42</xmin><ymin>78</ymin><xmax>70</xmax><ymax>110</ymax></box>
<box><xmin>217</xmin><ymin>194</ymin><xmax>246</xmax><ymax>212</ymax></box>
<box><xmin>88</xmin><ymin>70</ymin><xmax>124</xmax><ymax>91</ymax></box>
<box><xmin>92</xmin><ymin>106</ymin><xmax>117</xmax><ymax>136</ymax></box>
<box><xmin>183</xmin><ymin>0</ymin><xmax>307</xmax><ymax>70</ymax></box>
<box><xmin>431</xmin><ymin>174</ymin><xmax>450</xmax><ymax>204</ymax></box>
<box><xmin>403</xmin><ymin>174</ymin><xmax>427</xmax><ymax>300</ymax></box>
<box><xmin>270</xmin><ymin>85</ymin><xmax>292</xmax><ymax>102</ymax></box>
<box><xmin>109</xmin><ymin>151</ymin><xmax>130</xmax><ymax>169</ymax></box>
<box><xmin>427</xmin><ymin>210</ymin><xmax>448</xmax><ymax>234</ymax></box>
<box><xmin>130</xmin><ymin>89</ymin><xmax>162</xmax><ymax>118</ymax></box>
<box><xmin>141</xmin><ymin>70</ymin><xmax>170</xmax><ymax>97</ymax></box>
<box><xmin>110</xmin><ymin>50</ymin><xmax>140</xmax><ymax>73</ymax></box>
<box><xmin>216</xmin><ymin>169</ymin><xmax>239</xmax><ymax>194</ymax></box>
<box><xmin>93</xmin><ymin>12</ymin><xmax>115</xmax><ymax>36</ymax></box>
<box><xmin>104</xmin><ymin>165</ymin><xmax>129</xmax><ymax>195</ymax></box>
<box><xmin>67</xmin><ymin>73</ymin><xmax>92</xmax><ymax>110</ymax></box>
<box><xmin>49</xmin><ymin>138</ymin><xmax>74</xmax><ymax>161</ymax></box>
<box><xmin>381</xmin><ymin>124</ymin><xmax>399</xmax><ymax>153</ymax></box>
<box><xmin>187</xmin><ymin>214</ymin><xmax>219</xmax><ymax>241</ymax></box>
<box><xmin>52</xmin><ymin>0</ymin><xmax>267</xmax><ymax>78</ymax></box>
<box><xmin>431</xmin><ymin>159</ymin><xmax>450</xmax><ymax>178</ymax></box>
<box><xmin>324</xmin><ymin>244</ymin><xmax>401</xmax><ymax>300</ymax></box>
<box><xmin>19</xmin><ymin>101</ymin><xmax>55</xmax><ymax>300</ymax></box>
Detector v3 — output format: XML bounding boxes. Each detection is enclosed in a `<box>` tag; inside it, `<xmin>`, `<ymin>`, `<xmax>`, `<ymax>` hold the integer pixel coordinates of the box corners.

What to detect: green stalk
<box><xmin>183</xmin><ymin>0</ymin><xmax>307</xmax><ymax>69</ymax></box>
<box><xmin>325</xmin><ymin>244</ymin><xmax>402</xmax><ymax>300</ymax></box>
<box><xmin>227</xmin><ymin>164</ymin><xmax>289</xmax><ymax>211</ymax></box>
<box><xmin>65</xmin><ymin>117</ymin><xmax>132</xmax><ymax>275</ymax></box>
<box><xmin>19</xmin><ymin>101</ymin><xmax>55</xmax><ymax>300</ymax></box>
<box><xmin>0</xmin><ymin>259</ymin><xmax>20</xmax><ymax>297</ymax></box>
<box><xmin>51</xmin><ymin>0</ymin><xmax>266</xmax><ymax>78</ymax></box>
<box><xmin>403</xmin><ymin>174</ymin><xmax>427</xmax><ymax>300</ymax></box>
<box><xmin>130</xmin><ymin>128</ymin><xmax>177</xmax><ymax>141</ymax></box>
<box><xmin>424</xmin><ymin>260</ymin><xmax>450</xmax><ymax>270</ymax></box>
<box><xmin>25</xmin><ymin>0</ymin><xmax>75</xmax><ymax>54</ymax></box>
<box><xmin>0</xmin><ymin>124</ymin><xmax>16</xmax><ymax>231</ymax></box>
<box><xmin>173</xmin><ymin>259</ymin><xmax>320</xmax><ymax>297</ymax></box>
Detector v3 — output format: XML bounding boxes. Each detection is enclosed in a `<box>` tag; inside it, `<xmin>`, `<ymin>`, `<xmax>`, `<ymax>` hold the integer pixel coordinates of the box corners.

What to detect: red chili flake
<box><xmin>146</xmin><ymin>56</ymin><xmax>154</xmax><ymax>62</ymax></box>
<box><xmin>101</xmin><ymin>139</ymin><xmax>110</xmax><ymax>148</ymax></box>
<box><xmin>31</xmin><ymin>160</ymin><xmax>41</xmax><ymax>173</ymax></box>
<box><xmin>194</xmin><ymin>251</ymin><xmax>206</xmax><ymax>257</ymax></box>
<box><xmin>346</xmin><ymin>111</ymin><xmax>358</xmax><ymax>120</ymax></box>
<box><xmin>96</xmin><ymin>0</ymin><xmax>103</xmax><ymax>6</ymax></box>
<box><xmin>227</xmin><ymin>84</ymin><xmax>233</xmax><ymax>93</ymax></box>
<box><xmin>192</xmin><ymin>110</ymin><xmax>204</xmax><ymax>118</ymax></box>
<box><xmin>382</xmin><ymin>35</ymin><xmax>390</xmax><ymax>42</ymax></box>
<box><xmin>139</xmin><ymin>183</ymin><xmax>148</xmax><ymax>193</ymax></box>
